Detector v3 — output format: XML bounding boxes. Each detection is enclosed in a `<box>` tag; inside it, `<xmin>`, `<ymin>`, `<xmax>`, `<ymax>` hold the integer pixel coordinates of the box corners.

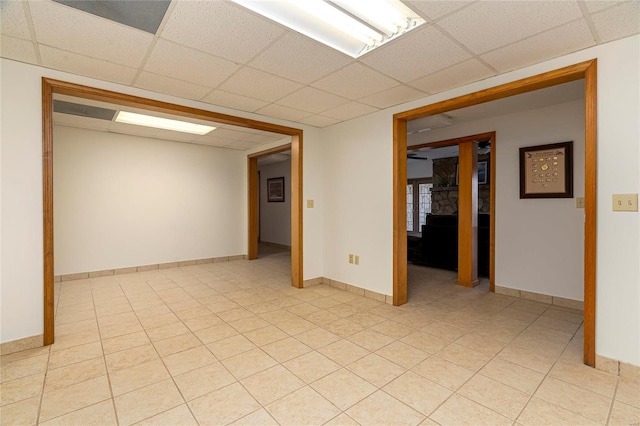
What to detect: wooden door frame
<box><xmin>42</xmin><ymin>78</ymin><xmax>304</xmax><ymax>345</ymax></box>
<box><xmin>393</xmin><ymin>60</ymin><xmax>597</xmax><ymax>367</ymax></box>
<box><xmin>409</xmin><ymin>132</ymin><xmax>496</xmax><ymax>290</ymax></box>
<box><xmin>247</xmin><ymin>142</ymin><xmax>303</xmax><ymax>290</ymax></box>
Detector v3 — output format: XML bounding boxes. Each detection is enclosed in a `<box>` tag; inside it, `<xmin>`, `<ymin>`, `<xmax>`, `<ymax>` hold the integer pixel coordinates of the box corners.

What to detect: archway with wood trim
<box><xmin>408</xmin><ymin>132</ymin><xmax>496</xmax><ymax>291</ymax></box>
<box><xmin>247</xmin><ymin>142</ymin><xmax>303</xmax><ymax>288</ymax></box>
<box><xmin>392</xmin><ymin>60</ymin><xmax>597</xmax><ymax>366</ymax></box>
<box><xmin>42</xmin><ymin>78</ymin><xmax>304</xmax><ymax>346</ymax></box>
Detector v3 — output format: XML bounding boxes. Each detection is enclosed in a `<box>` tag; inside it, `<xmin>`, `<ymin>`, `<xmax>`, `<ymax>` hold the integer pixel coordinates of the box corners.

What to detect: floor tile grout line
<box><xmin>33</xmin><ymin>344</ymin><xmax>51</xmax><ymax>426</ymax></box>
<box><xmin>511</xmin><ymin>320</ymin><xmax>590</xmax><ymax>424</ymax></box>
<box><xmin>604</xmin><ymin>370</ymin><xmax>620</xmax><ymax>426</ymax></box>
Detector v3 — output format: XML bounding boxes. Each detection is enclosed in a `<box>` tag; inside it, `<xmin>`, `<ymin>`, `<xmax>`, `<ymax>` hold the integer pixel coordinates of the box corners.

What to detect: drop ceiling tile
<box><xmin>321</xmin><ymin>102</ymin><xmax>379</xmax><ymax>121</ymax></box>
<box><xmin>202</xmin><ymin>90</ymin><xmax>268</xmax><ymax>113</ymax></box>
<box><xmin>362</xmin><ymin>26</ymin><xmax>471</xmax><ymax>83</ymax></box>
<box><xmin>584</xmin><ymin>1</ymin><xmax>628</xmax><ymax>14</ymax></box>
<box><xmin>160</xmin><ymin>1</ymin><xmax>285</xmax><ymax>64</ymax></box>
<box><xmin>244</xmin><ymin>133</ymin><xmax>286</xmax><ymax>144</ymax></box>
<box><xmin>312</xmin><ymin>63</ymin><xmax>399</xmax><ymax>100</ymax></box>
<box><xmin>359</xmin><ymin>85</ymin><xmax>427</xmax><ymax>109</ymax></box>
<box><xmin>222</xmin><ymin>141</ymin><xmax>259</xmax><ymax>151</ymax></box>
<box><xmin>217</xmin><ymin>68</ymin><xmax>303</xmax><ymax>102</ymax></box>
<box><xmin>404</xmin><ymin>0</ymin><xmax>473</xmax><ymax>21</ymax></box>
<box><xmin>194</xmin><ymin>133</ymin><xmax>238</xmax><ymax>146</ymax></box>
<box><xmin>144</xmin><ymin>39</ymin><xmax>239</xmax><ymax>88</ymax></box>
<box><xmin>29</xmin><ymin>0</ymin><xmax>153</xmax><ymax>68</ymax></box>
<box><xmin>0</xmin><ymin>35</ymin><xmax>37</xmax><ymax>64</ymax></box>
<box><xmin>276</xmin><ymin>87</ymin><xmax>349</xmax><ymax>114</ymax></box>
<box><xmin>40</xmin><ymin>45</ymin><xmax>137</xmax><ymax>85</ymax></box>
<box><xmin>438</xmin><ymin>1</ymin><xmax>583</xmax><ymax>54</ymax></box>
<box><xmin>249</xmin><ymin>32</ymin><xmax>353</xmax><ymax>84</ymax></box>
<box><xmin>481</xmin><ymin>20</ymin><xmax>596</xmax><ymax>73</ymax></box>
<box><xmin>135</xmin><ymin>71</ymin><xmax>212</xmax><ymax>101</ymax></box>
<box><xmin>1</xmin><ymin>0</ymin><xmax>31</xmax><ymax>39</ymax></box>
<box><xmin>209</xmin><ymin>128</ymin><xmax>256</xmax><ymax>142</ymax></box>
<box><xmin>255</xmin><ymin>104</ymin><xmax>312</xmax><ymax>122</ymax></box>
<box><xmin>298</xmin><ymin>115</ymin><xmax>341</xmax><ymax>128</ymax></box>
<box><xmin>53</xmin><ymin>113</ymin><xmax>111</xmax><ymax>131</ymax></box>
<box><xmin>409</xmin><ymin>59</ymin><xmax>495</xmax><ymax>94</ymax></box>
<box><xmin>591</xmin><ymin>1</ymin><xmax>640</xmax><ymax>42</ymax></box>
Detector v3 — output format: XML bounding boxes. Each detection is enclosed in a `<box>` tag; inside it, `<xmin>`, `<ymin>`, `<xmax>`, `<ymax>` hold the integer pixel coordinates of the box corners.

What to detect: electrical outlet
<box><xmin>348</xmin><ymin>254</ymin><xmax>354</xmax><ymax>264</ymax></box>
<box><xmin>576</xmin><ymin>197</ymin><xmax>584</xmax><ymax>208</ymax></box>
<box><xmin>307</xmin><ymin>199</ymin><xmax>314</xmax><ymax>208</ymax></box>
<box><xmin>612</xmin><ymin>194</ymin><xmax>638</xmax><ymax>212</ymax></box>
<box><xmin>355</xmin><ymin>255</ymin><xmax>359</xmax><ymax>265</ymax></box>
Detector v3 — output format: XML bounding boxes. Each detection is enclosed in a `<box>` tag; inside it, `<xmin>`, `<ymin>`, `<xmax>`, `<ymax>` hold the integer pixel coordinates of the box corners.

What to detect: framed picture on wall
<box><xmin>455</xmin><ymin>161</ymin><xmax>488</xmax><ymax>185</ymax></box>
<box><xmin>519</xmin><ymin>141</ymin><xmax>573</xmax><ymax>199</ymax></box>
<box><xmin>267</xmin><ymin>177</ymin><xmax>285</xmax><ymax>202</ymax></box>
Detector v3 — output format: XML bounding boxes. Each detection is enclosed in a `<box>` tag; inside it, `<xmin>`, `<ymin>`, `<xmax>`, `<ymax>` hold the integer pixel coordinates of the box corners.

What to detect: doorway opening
<box><xmin>393</xmin><ymin>60</ymin><xmax>597</xmax><ymax>366</ymax></box>
<box><xmin>406</xmin><ymin>132</ymin><xmax>495</xmax><ymax>299</ymax></box>
<box><xmin>42</xmin><ymin>78</ymin><xmax>304</xmax><ymax>346</ymax></box>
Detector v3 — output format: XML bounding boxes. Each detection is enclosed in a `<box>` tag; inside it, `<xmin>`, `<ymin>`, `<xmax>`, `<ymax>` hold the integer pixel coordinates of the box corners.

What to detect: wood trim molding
<box><xmin>456</xmin><ymin>140</ymin><xmax>479</xmax><ymax>288</ymax></box>
<box><xmin>393</xmin><ymin>59</ymin><xmax>597</xmax><ymax>367</ymax></box>
<box><xmin>246</xmin><ymin>138</ymin><xmax>303</xmax><ymax>289</ymax></box>
<box><xmin>42</xmin><ymin>78</ymin><xmax>304</xmax><ymax>346</ymax></box>
<box><xmin>248</xmin><ymin>156</ymin><xmax>259</xmax><ymax>260</ymax></box>
<box><xmin>583</xmin><ymin>60</ymin><xmax>597</xmax><ymax>367</ymax></box>
<box><xmin>489</xmin><ymin>133</ymin><xmax>496</xmax><ymax>293</ymax></box>
<box><xmin>42</xmin><ymin>80</ymin><xmax>54</xmax><ymax>346</ymax></box>
<box><xmin>291</xmin><ymin>134</ymin><xmax>303</xmax><ymax>288</ymax></box>
<box><xmin>393</xmin><ymin>118</ymin><xmax>408</xmax><ymax>305</ymax></box>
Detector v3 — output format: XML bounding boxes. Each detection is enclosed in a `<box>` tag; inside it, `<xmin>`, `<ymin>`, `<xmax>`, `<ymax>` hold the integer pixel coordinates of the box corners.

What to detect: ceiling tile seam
<box><xmin>22</xmin><ymin>0</ymin><xmax>42</xmax><ymax>65</ymax></box>
<box><xmin>198</xmin><ymin>88</ymin><xmax>270</xmax><ymax>109</ymax></box>
<box><xmin>195</xmin><ymin>32</ymin><xmax>292</xmax><ymax>102</ymax></box>
<box><xmin>426</xmin><ymin>0</ymin><xmax>480</xmax><ymax>24</ymax></box>
<box><xmin>34</xmin><ymin>42</ymin><xmax>139</xmax><ymax>72</ymax></box>
<box><xmin>130</xmin><ymin>0</ymin><xmax>178</xmax><ymax>86</ymax></box>
<box><xmin>477</xmin><ymin>17</ymin><xmax>597</xmax><ymax>58</ymax></box>
<box><xmin>135</xmin><ymin>69</ymin><xmax>214</xmax><ymax>92</ymax></box>
<box><xmin>429</xmin><ymin>23</ymin><xmax>498</xmax><ymax>75</ymax></box>
<box><xmin>264</xmin><ymin>100</ymin><xmax>330</xmax><ymax>118</ymax></box>
<box><xmin>577</xmin><ymin>1</ymin><xmax>603</xmax><ymax>44</ymax></box>
<box><xmin>243</xmin><ymin>29</ymin><xmax>290</xmax><ymax>68</ymax></box>
<box><xmin>352</xmin><ymin>83</ymin><xmax>429</xmax><ymax>106</ymax></box>
<box><xmin>272</xmin><ymin>86</ymin><xmax>352</xmax><ymax>114</ymax></box>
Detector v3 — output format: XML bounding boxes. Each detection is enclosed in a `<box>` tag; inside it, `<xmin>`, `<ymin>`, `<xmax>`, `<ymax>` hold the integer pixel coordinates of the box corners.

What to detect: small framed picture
<box><xmin>456</xmin><ymin>161</ymin><xmax>488</xmax><ymax>185</ymax></box>
<box><xmin>519</xmin><ymin>141</ymin><xmax>573</xmax><ymax>199</ymax></box>
<box><xmin>267</xmin><ymin>177</ymin><xmax>285</xmax><ymax>202</ymax></box>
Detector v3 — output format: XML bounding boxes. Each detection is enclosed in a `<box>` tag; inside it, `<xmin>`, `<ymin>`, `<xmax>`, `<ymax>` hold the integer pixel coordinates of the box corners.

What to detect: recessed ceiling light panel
<box><xmin>115</xmin><ymin>111</ymin><xmax>216</xmax><ymax>135</ymax></box>
<box><xmin>231</xmin><ymin>0</ymin><xmax>425</xmax><ymax>57</ymax></box>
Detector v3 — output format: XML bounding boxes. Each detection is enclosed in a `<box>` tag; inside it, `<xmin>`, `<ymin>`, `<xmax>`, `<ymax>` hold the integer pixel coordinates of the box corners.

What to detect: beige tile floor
<box><xmin>2</xmin><ymin>252</ymin><xmax>639</xmax><ymax>425</ymax></box>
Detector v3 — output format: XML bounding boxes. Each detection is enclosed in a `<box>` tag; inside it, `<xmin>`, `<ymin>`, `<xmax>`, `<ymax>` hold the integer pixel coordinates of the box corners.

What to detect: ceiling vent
<box><xmin>53</xmin><ymin>100</ymin><xmax>116</xmax><ymax>121</ymax></box>
<box><xmin>52</xmin><ymin>0</ymin><xmax>171</xmax><ymax>34</ymax></box>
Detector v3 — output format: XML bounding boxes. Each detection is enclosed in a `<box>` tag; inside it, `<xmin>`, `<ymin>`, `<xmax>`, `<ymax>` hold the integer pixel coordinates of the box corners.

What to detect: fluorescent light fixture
<box><xmin>115</xmin><ymin>111</ymin><xmax>215</xmax><ymax>135</ymax></box>
<box><xmin>231</xmin><ymin>0</ymin><xmax>425</xmax><ymax>58</ymax></box>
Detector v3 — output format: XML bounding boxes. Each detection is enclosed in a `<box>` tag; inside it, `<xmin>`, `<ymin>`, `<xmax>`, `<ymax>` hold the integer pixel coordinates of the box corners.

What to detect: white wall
<box><xmin>1</xmin><ymin>35</ymin><xmax>638</xmax><ymax>366</ymax></box>
<box><xmin>258</xmin><ymin>160</ymin><xmax>291</xmax><ymax>246</ymax></box>
<box><xmin>411</xmin><ymin>100</ymin><xmax>585</xmax><ymax>301</ymax></box>
<box><xmin>322</xmin><ymin>35</ymin><xmax>639</xmax><ymax>365</ymax></box>
<box><xmin>407</xmin><ymin>159</ymin><xmax>433</xmax><ymax>179</ymax></box>
<box><xmin>53</xmin><ymin>126</ymin><xmax>246</xmax><ymax>274</ymax></box>
<box><xmin>0</xmin><ymin>58</ymin><xmax>323</xmax><ymax>344</ymax></box>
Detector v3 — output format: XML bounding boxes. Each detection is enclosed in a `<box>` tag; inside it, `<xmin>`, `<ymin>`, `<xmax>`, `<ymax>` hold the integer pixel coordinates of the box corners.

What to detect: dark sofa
<box><xmin>419</xmin><ymin>214</ymin><xmax>490</xmax><ymax>276</ymax></box>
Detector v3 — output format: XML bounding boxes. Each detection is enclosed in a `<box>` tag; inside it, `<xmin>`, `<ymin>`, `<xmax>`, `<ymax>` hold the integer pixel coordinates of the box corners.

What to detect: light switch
<box><xmin>612</xmin><ymin>194</ymin><xmax>638</xmax><ymax>212</ymax></box>
<box><xmin>307</xmin><ymin>199</ymin><xmax>314</xmax><ymax>208</ymax></box>
<box><xmin>576</xmin><ymin>197</ymin><xmax>584</xmax><ymax>209</ymax></box>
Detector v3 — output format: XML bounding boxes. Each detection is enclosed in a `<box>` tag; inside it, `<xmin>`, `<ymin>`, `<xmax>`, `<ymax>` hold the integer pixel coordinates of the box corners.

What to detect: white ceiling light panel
<box><xmin>230</xmin><ymin>0</ymin><xmax>425</xmax><ymax>57</ymax></box>
<box><xmin>115</xmin><ymin>111</ymin><xmax>216</xmax><ymax>135</ymax></box>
